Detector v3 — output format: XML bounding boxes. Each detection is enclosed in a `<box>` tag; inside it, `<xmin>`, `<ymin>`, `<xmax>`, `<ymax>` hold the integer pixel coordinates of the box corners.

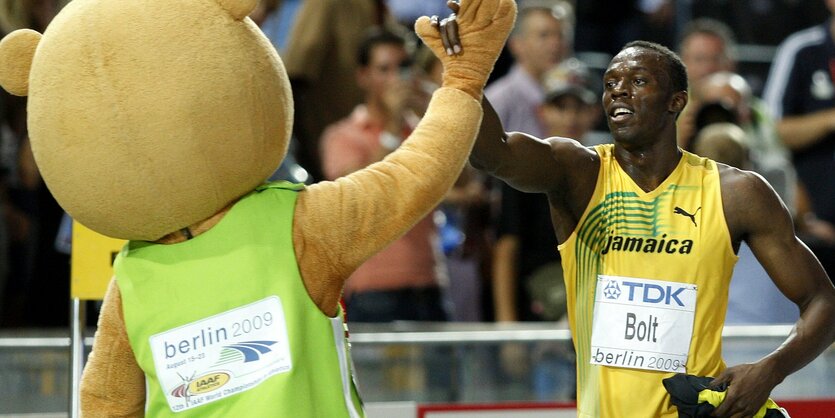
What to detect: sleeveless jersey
<box><xmin>558</xmin><ymin>145</ymin><xmax>738</xmax><ymax>417</ymax></box>
<box><xmin>116</xmin><ymin>182</ymin><xmax>364</xmax><ymax>417</ymax></box>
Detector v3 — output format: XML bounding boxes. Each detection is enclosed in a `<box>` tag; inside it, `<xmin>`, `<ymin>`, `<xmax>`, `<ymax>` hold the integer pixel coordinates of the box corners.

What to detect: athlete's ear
<box><xmin>669</xmin><ymin>91</ymin><xmax>688</xmax><ymax>115</ymax></box>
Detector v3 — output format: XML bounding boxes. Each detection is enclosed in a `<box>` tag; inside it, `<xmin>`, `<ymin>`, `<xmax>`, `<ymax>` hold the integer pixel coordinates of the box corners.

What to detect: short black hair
<box><xmin>357</xmin><ymin>28</ymin><xmax>407</xmax><ymax>67</ymax></box>
<box><xmin>621</xmin><ymin>40</ymin><xmax>688</xmax><ymax>94</ymax></box>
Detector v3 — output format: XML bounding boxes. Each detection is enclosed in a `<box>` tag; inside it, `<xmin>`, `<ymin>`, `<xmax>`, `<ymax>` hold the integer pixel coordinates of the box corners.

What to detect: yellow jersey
<box><xmin>558</xmin><ymin>144</ymin><xmax>738</xmax><ymax>417</ymax></box>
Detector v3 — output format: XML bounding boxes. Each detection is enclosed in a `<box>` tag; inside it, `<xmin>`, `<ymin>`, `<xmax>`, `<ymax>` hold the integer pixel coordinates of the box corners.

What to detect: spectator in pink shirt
<box><xmin>320</xmin><ymin>28</ymin><xmax>445</xmax><ymax>324</ymax></box>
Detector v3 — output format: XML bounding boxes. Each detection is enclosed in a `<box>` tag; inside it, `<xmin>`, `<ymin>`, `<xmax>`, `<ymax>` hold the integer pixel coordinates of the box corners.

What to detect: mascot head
<box><xmin>0</xmin><ymin>0</ymin><xmax>293</xmax><ymax>240</ymax></box>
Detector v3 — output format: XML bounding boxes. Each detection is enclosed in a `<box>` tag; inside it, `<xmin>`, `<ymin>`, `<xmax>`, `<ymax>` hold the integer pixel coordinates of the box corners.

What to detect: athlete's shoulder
<box><xmin>718</xmin><ymin>163</ymin><xmax>786</xmax><ymax>237</ymax></box>
<box><xmin>717</xmin><ymin>164</ymin><xmax>771</xmax><ymax>195</ymax></box>
<box><xmin>549</xmin><ymin>137</ymin><xmax>601</xmax><ymax>179</ymax></box>
<box><xmin>548</xmin><ymin>135</ymin><xmax>600</xmax><ymax>155</ymax></box>
<box><xmin>681</xmin><ymin>149</ymin><xmax>718</xmax><ymax>170</ymax></box>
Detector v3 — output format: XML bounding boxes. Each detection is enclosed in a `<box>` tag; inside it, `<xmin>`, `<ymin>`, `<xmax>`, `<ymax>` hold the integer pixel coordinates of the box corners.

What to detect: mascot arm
<box><xmin>294</xmin><ymin>87</ymin><xmax>482</xmax><ymax>315</ymax></box>
<box><xmin>80</xmin><ymin>280</ymin><xmax>145</xmax><ymax>417</ymax></box>
<box><xmin>293</xmin><ymin>0</ymin><xmax>516</xmax><ymax>316</ymax></box>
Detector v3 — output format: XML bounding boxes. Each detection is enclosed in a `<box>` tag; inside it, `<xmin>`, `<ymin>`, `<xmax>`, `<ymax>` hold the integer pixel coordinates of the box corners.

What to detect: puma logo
<box><xmin>674</xmin><ymin>206</ymin><xmax>701</xmax><ymax>227</ymax></box>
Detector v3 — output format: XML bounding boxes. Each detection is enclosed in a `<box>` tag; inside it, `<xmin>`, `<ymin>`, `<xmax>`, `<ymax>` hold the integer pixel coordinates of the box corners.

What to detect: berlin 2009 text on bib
<box><xmin>149</xmin><ymin>297</ymin><xmax>292</xmax><ymax>412</ymax></box>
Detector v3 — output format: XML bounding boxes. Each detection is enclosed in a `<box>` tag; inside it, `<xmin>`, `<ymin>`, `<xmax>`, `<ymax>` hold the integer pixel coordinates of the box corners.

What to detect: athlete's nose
<box><xmin>610</xmin><ymin>80</ymin><xmax>629</xmax><ymax>98</ymax></box>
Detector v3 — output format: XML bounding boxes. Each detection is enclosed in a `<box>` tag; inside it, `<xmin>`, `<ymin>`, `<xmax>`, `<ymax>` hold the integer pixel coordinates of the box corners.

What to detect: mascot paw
<box><xmin>415</xmin><ymin>0</ymin><xmax>517</xmax><ymax>99</ymax></box>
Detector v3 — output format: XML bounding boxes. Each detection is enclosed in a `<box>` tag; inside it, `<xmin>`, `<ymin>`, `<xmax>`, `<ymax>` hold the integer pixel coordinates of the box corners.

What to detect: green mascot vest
<box><xmin>116</xmin><ymin>182</ymin><xmax>364</xmax><ymax>417</ymax></box>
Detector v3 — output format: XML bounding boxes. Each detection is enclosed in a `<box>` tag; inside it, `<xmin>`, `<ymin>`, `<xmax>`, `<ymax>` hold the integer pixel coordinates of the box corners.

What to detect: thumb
<box><xmin>709</xmin><ymin>370</ymin><xmax>732</xmax><ymax>389</ymax></box>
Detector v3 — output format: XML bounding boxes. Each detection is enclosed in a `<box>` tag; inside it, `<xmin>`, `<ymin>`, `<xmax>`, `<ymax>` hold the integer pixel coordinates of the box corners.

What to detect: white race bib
<box><xmin>590</xmin><ymin>275</ymin><xmax>697</xmax><ymax>373</ymax></box>
<box><xmin>149</xmin><ymin>296</ymin><xmax>292</xmax><ymax>412</ymax></box>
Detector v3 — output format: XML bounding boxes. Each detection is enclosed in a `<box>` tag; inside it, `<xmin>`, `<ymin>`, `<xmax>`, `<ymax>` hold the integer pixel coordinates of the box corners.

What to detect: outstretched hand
<box><xmin>709</xmin><ymin>362</ymin><xmax>783</xmax><ymax>417</ymax></box>
<box><xmin>414</xmin><ymin>0</ymin><xmax>516</xmax><ymax>100</ymax></box>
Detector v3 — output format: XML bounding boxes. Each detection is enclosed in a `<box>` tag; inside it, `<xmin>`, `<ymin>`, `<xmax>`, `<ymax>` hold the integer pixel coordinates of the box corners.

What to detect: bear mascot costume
<box><xmin>0</xmin><ymin>0</ymin><xmax>516</xmax><ymax>415</ymax></box>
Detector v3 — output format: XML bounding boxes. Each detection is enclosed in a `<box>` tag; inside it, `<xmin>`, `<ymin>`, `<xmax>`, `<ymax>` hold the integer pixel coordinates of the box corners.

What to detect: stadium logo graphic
<box><xmin>216</xmin><ymin>341</ymin><xmax>279</xmax><ymax>364</ymax></box>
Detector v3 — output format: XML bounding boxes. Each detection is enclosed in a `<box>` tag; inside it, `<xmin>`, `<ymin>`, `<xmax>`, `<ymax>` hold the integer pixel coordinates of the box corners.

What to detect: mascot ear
<box><xmin>0</xmin><ymin>29</ymin><xmax>42</xmax><ymax>97</ymax></box>
<box><xmin>216</xmin><ymin>0</ymin><xmax>259</xmax><ymax>20</ymax></box>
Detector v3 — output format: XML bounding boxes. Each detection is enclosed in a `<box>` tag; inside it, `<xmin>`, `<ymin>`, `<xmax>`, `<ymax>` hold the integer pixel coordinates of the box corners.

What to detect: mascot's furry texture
<box><xmin>0</xmin><ymin>0</ymin><xmax>515</xmax><ymax>416</ymax></box>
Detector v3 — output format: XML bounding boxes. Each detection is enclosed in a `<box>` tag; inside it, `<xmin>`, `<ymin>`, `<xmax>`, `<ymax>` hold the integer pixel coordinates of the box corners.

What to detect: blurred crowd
<box><xmin>2</xmin><ymin>0</ymin><xmax>835</xmax><ymax>399</ymax></box>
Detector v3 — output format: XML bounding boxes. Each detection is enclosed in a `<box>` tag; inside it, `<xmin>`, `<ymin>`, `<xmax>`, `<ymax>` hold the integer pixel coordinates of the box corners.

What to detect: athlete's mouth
<box><xmin>609</xmin><ymin>106</ymin><xmax>634</xmax><ymax>123</ymax></box>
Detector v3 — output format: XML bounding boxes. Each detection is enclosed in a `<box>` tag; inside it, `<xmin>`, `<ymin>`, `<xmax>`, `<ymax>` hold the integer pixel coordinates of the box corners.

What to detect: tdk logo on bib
<box><xmin>623</xmin><ymin>281</ymin><xmax>687</xmax><ymax>306</ymax></box>
<box><xmin>603</xmin><ymin>278</ymin><xmax>688</xmax><ymax>306</ymax></box>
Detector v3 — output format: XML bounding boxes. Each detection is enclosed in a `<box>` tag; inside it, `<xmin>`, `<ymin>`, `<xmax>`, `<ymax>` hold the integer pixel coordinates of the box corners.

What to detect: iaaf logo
<box><xmin>602</xmin><ymin>279</ymin><xmax>687</xmax><ymax>307</ymax></box>
<box><xmin>170</xmin><ymin>340</ymin><xmax>277</xmax><ymax>406</ymax></box>
<box><xmin>171</xmin><ymin>371</ymin><xmax>230</xmax><ymax>406</ymax></box>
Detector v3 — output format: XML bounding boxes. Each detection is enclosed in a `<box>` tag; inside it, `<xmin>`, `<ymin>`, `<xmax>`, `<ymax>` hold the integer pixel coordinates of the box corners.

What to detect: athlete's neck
<box><xmin>614</xmin><ymin>141</ymin><xmax>682</xmax><ymax>192</ymax></box>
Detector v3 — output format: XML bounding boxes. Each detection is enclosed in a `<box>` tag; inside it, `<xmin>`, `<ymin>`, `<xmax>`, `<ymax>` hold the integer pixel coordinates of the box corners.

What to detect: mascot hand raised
<box><xmin>416</xmin><ymin>0</ymin><xmax>516</xmax><ymax>99</ymax></box>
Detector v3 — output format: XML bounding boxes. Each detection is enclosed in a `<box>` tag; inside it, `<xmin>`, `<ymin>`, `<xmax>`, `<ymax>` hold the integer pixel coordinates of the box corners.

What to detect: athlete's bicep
<box><xmin>492</xmin><ymin>134</ymin><xmax>593</xmax><ymax>194</ymax></box>
<box><xmin>471</xmin><ymin>97</ymin><xmax>590</xmax><ymax>193</ymax></box>
<box><xmin>492</xmin><ymin>133</ymin><xmax>565</xmax><ymax>191</ymax></box>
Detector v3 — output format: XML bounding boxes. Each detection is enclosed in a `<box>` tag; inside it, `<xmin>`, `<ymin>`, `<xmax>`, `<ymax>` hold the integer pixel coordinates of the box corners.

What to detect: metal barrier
<box><xmin>0</xmin><ymin>323</ymin><xmax>798</xmax><ymax>348</ymax></box>
<box><xmin>4</xmin><ymin>323</ymin><xmax>834</xmax><ymax>416</ymax></box>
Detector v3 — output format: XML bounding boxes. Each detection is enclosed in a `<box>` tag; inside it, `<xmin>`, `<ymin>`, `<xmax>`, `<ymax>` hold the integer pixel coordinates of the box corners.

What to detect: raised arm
<box><xmin>294</xmin><ymin>0</ymin><xmax>517</xmax><ymax>316</ymax></box>
<box><xmin>712</xmin><ymin>166</ymin><xmax>835</xmax><ymax>417</ymax></box>
<box><xmin>470</xmin><ymin>96</ymin><xmax>594</xmax><ymax>194</ymax></box>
